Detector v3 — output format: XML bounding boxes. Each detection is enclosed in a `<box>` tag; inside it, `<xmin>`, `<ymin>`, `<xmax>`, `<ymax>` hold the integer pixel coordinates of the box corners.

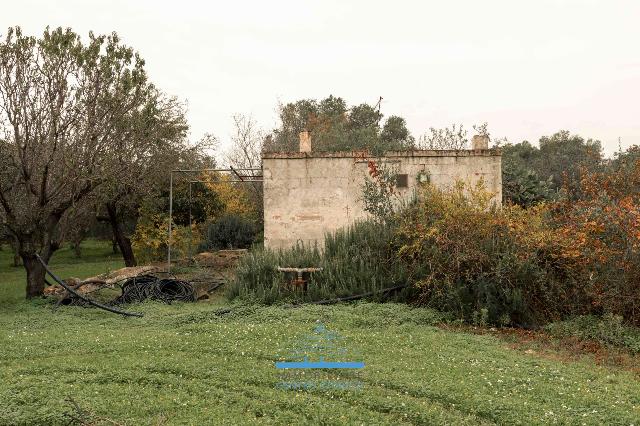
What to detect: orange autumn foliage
<box><xmin>201</xmin><ymin>172</ymin><xmax>258</xmax><ymax>221</ymax></box>
<box><xmin>396</xmin><ymin>158</ymin><xmax>640</xmax><ymax>326</ymax></box>
<box><xmin>551</xmin><ymin>159</ymin><xmax>640</xmax><ymax>324</ymax></box>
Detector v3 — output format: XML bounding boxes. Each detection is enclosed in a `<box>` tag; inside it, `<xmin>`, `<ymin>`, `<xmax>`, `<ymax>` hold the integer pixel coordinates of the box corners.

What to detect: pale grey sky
<box><xmin>3</xmin><ymin>0</ymin><xmax>640</xmax><ymax>155</ymax></box>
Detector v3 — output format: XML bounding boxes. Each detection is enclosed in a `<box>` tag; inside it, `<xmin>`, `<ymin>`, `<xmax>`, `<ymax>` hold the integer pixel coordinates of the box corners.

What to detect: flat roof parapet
<box><xmin>262</xmin><ymin>148</ymin><xmax>501</xmax><ymax>160</ymax></box>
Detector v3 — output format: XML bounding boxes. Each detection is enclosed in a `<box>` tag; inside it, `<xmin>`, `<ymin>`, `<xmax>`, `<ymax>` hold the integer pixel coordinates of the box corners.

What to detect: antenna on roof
<box><xmin>374</xmin><ymin>96</ymin><xmax>383</xmax><ymax>114</ymax></box>
<box><xmin>374</xmin><ymin>96</ymin><xmax>383</xmax><ymax>125</ymax></box>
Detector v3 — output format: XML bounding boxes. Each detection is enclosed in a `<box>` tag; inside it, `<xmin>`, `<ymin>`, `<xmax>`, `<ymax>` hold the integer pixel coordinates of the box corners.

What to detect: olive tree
<box><xmin>93</xmin><ymin>95</ymin><xmax>198</xmax><ymax>267</ymax></box>
<box><xmin>0</xmin><ymin>26</ymin><xmax>171</xmax><ymax>297</ymax></box>
<box><xmin>264</xmin><ymin>96</ymin><xmax>414</xmax><ymax>154</ymax></box>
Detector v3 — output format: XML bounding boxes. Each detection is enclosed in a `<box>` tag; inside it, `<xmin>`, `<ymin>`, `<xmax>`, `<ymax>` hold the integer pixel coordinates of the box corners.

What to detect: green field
<box><xmin>1</xmin><ymin>242</ymin><xmax>639</xmax><ymax>425</ymax></box>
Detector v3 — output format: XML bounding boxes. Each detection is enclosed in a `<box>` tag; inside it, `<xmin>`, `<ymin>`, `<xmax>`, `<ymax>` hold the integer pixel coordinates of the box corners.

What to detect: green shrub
<box><xmin>545</xmin><ymin>314</ymin><xmax>640</xmax><ymax>354</ymax></box>
<box><xmin>132</xmin><ymin>209</ymin><xmax>198</xmax><ymax>263</ymax></box>
<box><xmin>502</xmin><ymin>162</ymin><xmax>553</xmax><ymax>207</ymax></box>
<box><xmin>395</xmin><ymin>181</ymin><xmax>574</xmax><ymax>327</ymax></box>
<box><xmin>227</xmin><ymin>220</ymin><xmax>414</xmax><ymax>304</ymax></box>
<box><xmin>201</xmin><ymin>214</ymin><xmax>256</xmax><ymax>250</ymax></box>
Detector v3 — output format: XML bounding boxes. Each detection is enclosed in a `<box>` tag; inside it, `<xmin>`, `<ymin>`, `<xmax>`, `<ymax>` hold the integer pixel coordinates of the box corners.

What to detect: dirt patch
<box><xmin>190</xmin><ymin>249</ymin><xmax>248</xmax><ymax>269</ymax></box>
<box><xmin>171</xmin><ymin>250</ymin><xmax>248</xmax><ymax>301</ymax></box>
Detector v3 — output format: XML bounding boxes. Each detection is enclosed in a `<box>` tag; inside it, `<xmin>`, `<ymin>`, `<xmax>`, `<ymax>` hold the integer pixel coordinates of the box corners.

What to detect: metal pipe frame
<box><xmin>168</xmin><ymin>168</ymin><xmax>264</xmax><ymax>273</ymax></box>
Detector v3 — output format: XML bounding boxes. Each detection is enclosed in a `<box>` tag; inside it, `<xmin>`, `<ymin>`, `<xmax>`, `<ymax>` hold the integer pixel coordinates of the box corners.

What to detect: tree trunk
<box><xmin>20</xmin><ymin>240</ymin><xmax>55</xmax><ymax>298</ymax></box>
<box><xmin>72</xmin><ymin>242</ymin><xmax>82</xmax><ymax>258</ymax></box>
<box><xmin>17</xmin><ymin>215</ymin><xmax>60</xmax><ymax>298</ymax></box>
<box><xmin>22</xmin><ymin>254</ymin><xmax>47</xmax><ymax>298</ymax></box>
<box><xmin>9</xmin><ymin>236</ymin><xmax>22</xmax><ymax>267</ymax></box>
<box><xmin>70</xmin><ymin>233</ymin><xmax>83</xmax><ymax>258</ymax></box>
<box><xmin>106</xmin><ymin>202</ymin><xmax>136</xmax><ymax>267</ymax></box>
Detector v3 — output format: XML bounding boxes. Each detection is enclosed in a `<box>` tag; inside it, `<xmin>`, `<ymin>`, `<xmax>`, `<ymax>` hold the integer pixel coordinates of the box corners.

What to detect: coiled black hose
<box><xmin>112</xmin><ymin>275</ymin><xmax>196</xmax><ymax>305</ymax></box>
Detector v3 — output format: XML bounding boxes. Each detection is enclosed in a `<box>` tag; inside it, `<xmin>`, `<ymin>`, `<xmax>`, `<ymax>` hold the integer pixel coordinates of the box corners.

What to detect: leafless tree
<box><xmin>223</xmin><ymin>114</ymin><xmax>264</xmax><ymax>220</ymax></box>
<box><xmin>417</xmin><ymin>122</ymin><xmax>495</xmax><ymax>150</ymax></box>
<box><xmin>417</xmin><ymin>124</ymin><xmax>469</xmax><ymax>150</ymax></box>
<box><xmin>225</xmin><ymin>114</ymin><xmax>263</xmax><ymax>171</ymax></box>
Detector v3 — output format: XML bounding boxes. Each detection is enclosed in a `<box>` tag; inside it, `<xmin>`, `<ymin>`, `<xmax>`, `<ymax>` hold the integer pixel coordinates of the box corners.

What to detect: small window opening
<box><xmin>396</xmin><ymin>174</ymin><xmax>409</xmax><ymax>188</ymax></box>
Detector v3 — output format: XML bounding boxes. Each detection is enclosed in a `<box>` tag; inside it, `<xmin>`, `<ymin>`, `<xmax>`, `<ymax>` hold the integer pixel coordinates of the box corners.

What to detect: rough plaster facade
<box><xmin>262</xmin><ymin>149</ymin><xmax>502</xmax><ymax>250</ymax></box>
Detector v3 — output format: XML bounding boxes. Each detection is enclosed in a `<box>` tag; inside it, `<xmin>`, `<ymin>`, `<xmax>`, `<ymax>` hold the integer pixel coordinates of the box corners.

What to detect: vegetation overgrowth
<box><xmin>232</xmin><ymin>151</ymin><xmax>640</xmax><ymax>329</ymax></box>
<box><xmin>131</xmin><ymin>171</ymin><xmax>262</xmax><ymax>263</ymax></box>
<box><xmin>201</xmin><ymin>214</ymin><xmax>258</xmax><ymax>251</ymax></box>
<box><xmin>229</xmin><ymin>221</ymin><xmax>413</xmax><ymax>304</ymax></box>
<box><xmin>544</xmin><ymin>314</ymin><xmax>640</xmax><ymax>354</ymax></box>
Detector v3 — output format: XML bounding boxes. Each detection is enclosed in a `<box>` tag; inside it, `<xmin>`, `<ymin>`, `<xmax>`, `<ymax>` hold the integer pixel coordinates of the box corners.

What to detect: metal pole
<box><xmin>165</xmin><ymin>167</ymin><xmax>264</xmax><ymax>272</ymax></box>
<box><xmin>168</xmin><ymin>171</ymin><xmax>173</xmax><ymax>274</ymax></box>
<box><xmin>188</xmin><ymin>180</ymin><xmax>193</xmax><ymax>261</ymax></box>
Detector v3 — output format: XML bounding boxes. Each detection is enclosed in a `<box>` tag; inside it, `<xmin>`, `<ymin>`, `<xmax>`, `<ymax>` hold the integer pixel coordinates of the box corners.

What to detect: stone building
<box><xmin>262</xmin><ymin>133</ymin><xmax>502</xmax><ymax>250</ymax></box>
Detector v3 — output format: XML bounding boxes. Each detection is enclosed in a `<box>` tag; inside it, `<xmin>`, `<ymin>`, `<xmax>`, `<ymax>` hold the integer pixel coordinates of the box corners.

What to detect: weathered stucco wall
<box><xmin>262</xmin><ymin>150</ymin><xmax>502</xmax><ymax>250</ymax></box>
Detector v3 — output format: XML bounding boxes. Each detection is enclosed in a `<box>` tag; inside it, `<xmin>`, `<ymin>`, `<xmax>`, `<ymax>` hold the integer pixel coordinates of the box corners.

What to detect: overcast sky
<box><xmin>3</xmin><ymin>0</ymin><xmax>640</xmax><ymax>156</ymax></box>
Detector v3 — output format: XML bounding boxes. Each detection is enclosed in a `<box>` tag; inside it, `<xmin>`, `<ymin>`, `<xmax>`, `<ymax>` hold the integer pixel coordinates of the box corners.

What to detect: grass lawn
<box><xmin>0</xmin><ymin>240</ymin><xmax>124</xmax><ymax>305</ymax></box>
<box><xmin>1</xmin><ymin>241</ymin><xmax>639</xmax><ymax>424</ymax></box>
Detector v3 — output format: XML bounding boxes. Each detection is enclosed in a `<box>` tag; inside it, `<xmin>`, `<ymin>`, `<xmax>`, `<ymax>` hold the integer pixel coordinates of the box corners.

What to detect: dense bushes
<box><xmin>396</xmin><ymin>162</ymin><xmax>640</xmax><ymax>327</ymax></box>
<box><xmin>201</xmin><ymin>215</ymin><xmax>257</xmax><ymax>250</ymax></box>
<box><xmin>231</xmin><ymin>176</ymin><xmax>640</xmax><ymax>327</ymax></box>
<box><xmin>131</xmin><ymin>170</ymin><xmax>261</xmax><ymax>261</ymax></box>
<box><xmin>395</xmin><ymin>181</ymin><xmax>575</xmax><ymax>327</ymax></box>
<box><xmin>550</xmin><ymin>161</ymin><xmax>640</xmax><ymax>325</ymax></box>
<box><xmin>231</xmin><ymin>155</ymin><xmax>640</xmax><ymax>328</ymax></box>
<box><xmin>227</xmin><ymin>221</ymin><xmax>412</xmax><ymax>304</ymax></box>
<box><xmin>502</xmin><ymin>162</ymin><xmax>553</xmax><ymax>207</ymax></box>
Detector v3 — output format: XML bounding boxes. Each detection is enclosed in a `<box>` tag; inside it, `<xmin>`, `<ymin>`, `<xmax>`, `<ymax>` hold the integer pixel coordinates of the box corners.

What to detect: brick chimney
<box><xmin>471</xmin><ymin>135</ymin><xmax>489</xmax><ymax>150</ymax></box>
<box><xmin>299</xmin><ymin>130</ymin><xmax>311</xmax><ymax>153</ymax></box>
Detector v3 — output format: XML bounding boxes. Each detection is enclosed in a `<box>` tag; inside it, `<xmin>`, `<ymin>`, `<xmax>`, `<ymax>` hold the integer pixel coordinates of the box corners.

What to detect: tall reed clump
<box><xmin>227</xmin><ymin>220</ymin><xmax>412</xmax><ymax>304</ymax></box>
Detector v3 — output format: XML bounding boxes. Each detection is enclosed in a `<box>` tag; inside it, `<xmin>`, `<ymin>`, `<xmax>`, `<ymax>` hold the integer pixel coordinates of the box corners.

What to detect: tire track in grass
<box><xmin>359</xmin><ymin>376</ymin><xmax>501</xmax><ymax>424</ymax></box>
<box><xmin>335</xmin><ymin>377</ymin><xmax>496</xmax><ymax>425</ymax></box>
<box><xmin>169</xmin><ymin>377</ymin><xmax>408</xmax><ymax>424</ymax></box>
